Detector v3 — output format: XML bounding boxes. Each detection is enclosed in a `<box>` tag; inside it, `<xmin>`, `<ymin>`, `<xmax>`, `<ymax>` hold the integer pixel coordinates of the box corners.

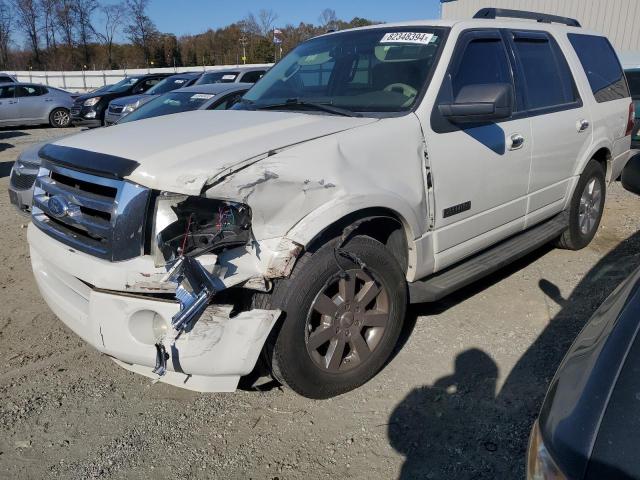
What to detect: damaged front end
<box><xmin>147</xmin><ymin>193</ymin><xmax>284</xmax><ymax>385</ymax></box>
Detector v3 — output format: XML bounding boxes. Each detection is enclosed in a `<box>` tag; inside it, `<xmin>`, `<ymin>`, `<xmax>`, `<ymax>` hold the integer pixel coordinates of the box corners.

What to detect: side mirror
<box><xmin>622</xmin><ymin>154</ymin><xmax>640</xmax><ymax>195</ymax></box>
<box><xmin>438</xmin><ymin>83</ymin><xmax>513</xmax><ymax>124</ymax></box>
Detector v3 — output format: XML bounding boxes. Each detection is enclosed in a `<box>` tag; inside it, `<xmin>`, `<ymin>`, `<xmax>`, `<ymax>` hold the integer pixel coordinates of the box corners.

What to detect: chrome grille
<box><xmin>32</xmin><ymin>164</ymin><xmax>151</xmax><ymax>261</ymax></box>
<box><xmin>10</xmin><ymin>169</ymin><xmax>37</xmax><ymax>190</ymax></box>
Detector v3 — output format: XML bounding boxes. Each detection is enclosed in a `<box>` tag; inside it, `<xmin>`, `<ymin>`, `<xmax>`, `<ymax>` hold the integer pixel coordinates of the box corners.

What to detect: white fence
<box><xmin>4</xmin><ymin>64</ymin><xmax>272</xmax><ymax>93</ymax></box>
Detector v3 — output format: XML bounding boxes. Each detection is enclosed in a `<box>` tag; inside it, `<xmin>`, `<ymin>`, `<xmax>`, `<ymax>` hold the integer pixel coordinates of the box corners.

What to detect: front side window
<box><xmin>568</xmin><ymin>33</ymin><xmax>629</xmax><ymax>102</ymax></box>
<box><xmin>0</xmin><ymin>85</ymin><xmax>15</xmax><ymax>98</ymax></box>
<box><xmin>241</xmin><ymin>27</ymin><xmax>446</xmax><ymax>114</ymax></box>
<box><xmin>450</xmin><ymin>37</ymin><xmax>512</xmax><ymax>100</ymax></box>
<box><xmin>16</xmin><ymin>85</ymin><xmax>45</xmax><ymax>97</ymax></box>
<box><xmin>511</xmin><ymin>32</ymin><xmax>578</xmax><ymax>110</ymax></box>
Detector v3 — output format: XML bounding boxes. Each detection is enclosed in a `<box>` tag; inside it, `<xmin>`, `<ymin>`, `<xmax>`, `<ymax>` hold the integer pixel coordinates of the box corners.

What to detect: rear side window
<box><xmin>511</xmin><ymin>32</ymin><xmax>578</xmax><ymax>110</ymax></box>
<box><xmin>568</xmin><ymin>34</ymin><xmax>629</xmax><ymax>102</ymax></box>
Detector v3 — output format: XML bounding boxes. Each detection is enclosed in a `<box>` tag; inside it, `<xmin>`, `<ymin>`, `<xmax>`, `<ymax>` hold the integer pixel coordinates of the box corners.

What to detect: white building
<box><xmin>441</xmin><ymin>0</ymin><xmax>640</xmax><ymax>67</ymax></box>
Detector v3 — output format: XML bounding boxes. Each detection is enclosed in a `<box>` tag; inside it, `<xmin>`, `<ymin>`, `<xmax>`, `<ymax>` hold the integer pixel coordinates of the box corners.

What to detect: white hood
<box><xmin>54</xmin><ymin>110</ymin><xmax>377</xmax><ymax>194</ymax></box>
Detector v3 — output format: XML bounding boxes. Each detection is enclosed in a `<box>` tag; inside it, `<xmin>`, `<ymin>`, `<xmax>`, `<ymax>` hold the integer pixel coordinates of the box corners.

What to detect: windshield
<box><xmin>106</xmin><ymin>77</ymin><xmax>141</xmax><ymax>93</ymax></box>
<box><xmin>118</xmin><ymin>91</ymin><xmax>214</xmax><ymax>124</ymax></box>
<box><xmin>627</xmin><ymin>70</ymin><xmax>640</xmax><ymax>99</ymax></box>
<box><xmin>196</xmin><ymin>72</ymin><xmax>239</xmax><ymax>85</ymax></box>
<box><xmin>147</xmin><ymin>76</ymin><xmax>191</xmax><ymax>95</ymax></box>
<box><xmin>240</xmin><ymin>27</ymin><xmax>445</xmax><ymax>114</ymax></box>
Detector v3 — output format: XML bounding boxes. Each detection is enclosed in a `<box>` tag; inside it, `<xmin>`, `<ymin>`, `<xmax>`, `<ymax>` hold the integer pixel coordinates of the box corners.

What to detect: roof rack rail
<box><xmin>473</xmin><ymin>8</ymin><xmax>581</xmax><ymax>28</ymax></box>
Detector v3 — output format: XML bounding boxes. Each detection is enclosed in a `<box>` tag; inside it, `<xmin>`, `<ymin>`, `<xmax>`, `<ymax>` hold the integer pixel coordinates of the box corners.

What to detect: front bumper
<box><xmin>104</xmin><ymin>110</ymin><xmax>123</xmax><ymax>126</ymax></box>
<box><xmin>71</xmin><ymin>105</ymin><xmax>103</xmax><ymax>127</ymax></box>
<box><xmin>28</xmin><ymin>224</ymin><xmax>281</xmax><ymax>393</ymax></box>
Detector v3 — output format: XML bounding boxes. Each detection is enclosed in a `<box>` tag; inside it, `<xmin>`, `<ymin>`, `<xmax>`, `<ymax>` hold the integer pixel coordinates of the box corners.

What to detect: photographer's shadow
<box><xmin>389</xmin><ymin>228</ymin><xmax>640</xmax><ymax>479</ymax></box>
<box><xmin>388</xmin><ymin>349</ymin><xmax>500</xmax><ymax>480</ymax></box>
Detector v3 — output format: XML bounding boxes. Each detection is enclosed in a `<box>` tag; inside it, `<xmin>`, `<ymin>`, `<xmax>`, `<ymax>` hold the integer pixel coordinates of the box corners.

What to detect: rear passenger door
<box><xmin>568</xmin><ymin>33</ymin><xmax>632</xmax><ymax>181</ymax></box>
<box><xmin>507</xmin><ymin>30</ymin><xmax>591</xmax><ymax>223</ymax></box>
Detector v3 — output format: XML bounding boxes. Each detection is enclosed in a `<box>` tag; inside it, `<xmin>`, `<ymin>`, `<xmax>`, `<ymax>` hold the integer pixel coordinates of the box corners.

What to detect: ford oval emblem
<box><xmin>48</xmin><ymin>195</ymin><xmax>69</xmax><ymax>218</ymax></box>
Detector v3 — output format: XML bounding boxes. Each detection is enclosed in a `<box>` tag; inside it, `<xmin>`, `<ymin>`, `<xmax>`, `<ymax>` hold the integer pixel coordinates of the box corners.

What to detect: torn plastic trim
<box><xmin>152</xmin><ymin>255</ymin><xmax>226</xmax><ymax>376</ymax></box>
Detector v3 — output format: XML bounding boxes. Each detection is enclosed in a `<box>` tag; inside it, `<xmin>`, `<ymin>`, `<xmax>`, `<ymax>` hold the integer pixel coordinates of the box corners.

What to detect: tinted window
<box><xmin>451</xmin><ymin>38</ymin><xmax>512</xmax><ymax>99</ymax></box>
<box><xmin>569</xmin><ymin>34</ymin><xmax>629</xmax><ymax>102</ymax></box>
<box><xmin>239</xmin><ymin>71</ymin><xmax>265</xmax><ymax>83</ymax></box>
<box><xmin>625</xmin><ymin>70</ymin><xmax>640</xmax><ymax>99</ymax></box>
<box><xmin>0</xmin><ymin>76</ymin><xmax>13</xmax><ymax>83</ymax></box>
<box><xmin>15</xmin><ymin>85</ymin><xmax>46</xmax><ymax>97</ymax></box>
<box><xmin>0</xmin><ymin>85</ymin><xmax>14</xmax><ymax>98</ymax></box>
<box><xmin>134</xmin><ymin>77</ymin><xmax>162</xmax><ymax>93</ymax></box>
<box><xmin>512</xmin><ymin>33</ymin><xmax>577</xmax><ymax>110</ymax></box>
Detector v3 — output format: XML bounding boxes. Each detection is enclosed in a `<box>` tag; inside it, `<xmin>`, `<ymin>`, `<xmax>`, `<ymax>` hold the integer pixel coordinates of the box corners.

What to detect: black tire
<box><xmin>256</xmin><ymin>235</ymin><xmax>407</xmax><ymax>399</ymax></box>
<box><xmin>556</xmin><ymin>159</ymin><xmax>606</xmax><ymax>250</ymax></box>
<box><xmin>49</xmin><ymin>108</ymin><xmax>71</xmax><ymax>128</ymax></box>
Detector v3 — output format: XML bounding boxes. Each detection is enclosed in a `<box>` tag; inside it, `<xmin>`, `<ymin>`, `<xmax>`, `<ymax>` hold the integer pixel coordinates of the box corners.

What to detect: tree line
<box><xmin>0</xmin><ymin>1</ymin><xmax>378</xmax><ymax>71</ymax></box>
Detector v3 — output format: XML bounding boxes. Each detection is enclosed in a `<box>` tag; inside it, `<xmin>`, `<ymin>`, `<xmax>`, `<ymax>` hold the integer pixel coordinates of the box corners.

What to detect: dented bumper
<box><xmin>28</xmin><ymin>224</ymin><xmax>281</xmax><ymax>393</ymax></box>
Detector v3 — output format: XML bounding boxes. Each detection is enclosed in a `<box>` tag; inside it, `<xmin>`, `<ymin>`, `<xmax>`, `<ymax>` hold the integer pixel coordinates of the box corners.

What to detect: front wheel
<box><xmin>49</xmin><ymin>108</ymin><xmax>71</xmax><ymax>128</ymax></box>
<box><xmin>258</xmin><ymin>235</ymin><xmax>407</xmax><ymax>399</ymax></box>
<box><xmin>557</xmin><ymin>159</ymin><xmax>606</xmax><ymax>250</ymax></box>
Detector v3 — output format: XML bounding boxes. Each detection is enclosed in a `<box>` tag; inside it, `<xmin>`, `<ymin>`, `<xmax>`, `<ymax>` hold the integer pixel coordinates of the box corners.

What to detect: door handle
<box><xmin>508</xmin><ymin>133</ymin><xmax>525</xmax><ymax>151</ymax></box>
<box><xmin>577</xmin><ymin>119</ymin><xmax>590</xmax><ymax>132</ymax></box>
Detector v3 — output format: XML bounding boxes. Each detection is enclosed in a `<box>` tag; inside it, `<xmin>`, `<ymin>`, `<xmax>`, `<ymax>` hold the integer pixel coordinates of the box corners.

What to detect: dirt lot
<box><xmin>0</xmin><ymin>126</ymin><xmax>639</xmax><ymax>480</ymax></box>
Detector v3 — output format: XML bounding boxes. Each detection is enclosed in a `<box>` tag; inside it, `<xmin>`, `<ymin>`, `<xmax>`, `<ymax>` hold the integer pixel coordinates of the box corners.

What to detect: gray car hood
<box><xmin>52</xmin><ymin>110</ymin><xmax>377</xmax><ymax>195</ymax></box>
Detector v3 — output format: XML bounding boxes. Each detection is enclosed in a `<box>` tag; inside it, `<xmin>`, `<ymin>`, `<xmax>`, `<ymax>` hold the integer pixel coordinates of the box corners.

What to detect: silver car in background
<box><xmin>0</xmin><ymin>83</ymin><xmax>74</xmax><ymax>128</ymax></box>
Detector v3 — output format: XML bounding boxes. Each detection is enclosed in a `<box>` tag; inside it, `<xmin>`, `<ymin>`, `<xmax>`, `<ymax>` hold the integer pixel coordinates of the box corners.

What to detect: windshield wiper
<box><xmin>255</xmin><ymin>98</ymin><xmax>362</xmax><ymax>117</ymax></box>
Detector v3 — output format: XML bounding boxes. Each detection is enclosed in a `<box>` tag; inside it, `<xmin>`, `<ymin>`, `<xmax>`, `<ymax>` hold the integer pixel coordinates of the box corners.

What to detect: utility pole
<box><xmin>240</xmin><ymin>36</ymin><xmax>248</xmax><ymax>65</ymax></box>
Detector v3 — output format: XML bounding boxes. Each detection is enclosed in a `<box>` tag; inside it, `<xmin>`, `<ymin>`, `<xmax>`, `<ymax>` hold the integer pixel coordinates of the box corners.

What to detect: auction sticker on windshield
<box><xmin>381</xmin><ymin>32</ymin><xmax>435</xmax><ymax>45</ymax></box>
<box><xmin>191</xmin><ymin>94</ymin><xmax>215</xmax><ymax>100</ymax></box>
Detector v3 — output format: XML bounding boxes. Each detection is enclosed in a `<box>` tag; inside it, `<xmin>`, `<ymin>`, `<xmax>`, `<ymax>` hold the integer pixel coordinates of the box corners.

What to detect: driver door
<box><xmin>422</xmin><ymin>30</ymin><xmax>533</xmax><ymax>270</ymax></box>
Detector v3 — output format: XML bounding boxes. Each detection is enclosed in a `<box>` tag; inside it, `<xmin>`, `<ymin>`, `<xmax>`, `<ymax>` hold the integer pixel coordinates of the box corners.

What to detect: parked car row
<box><xmin>6</xmin><ymin>67</ymin><xmax>263</xmax><ymax>214</ymax></box>
<box><xmin>0</xmin><ymin>66</ymin><xmax>267</xmax><ymax>129</ymax></box>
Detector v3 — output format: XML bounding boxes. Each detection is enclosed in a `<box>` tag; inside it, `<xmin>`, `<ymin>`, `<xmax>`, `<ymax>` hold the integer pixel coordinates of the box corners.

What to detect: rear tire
<box><xmin>256</xmin><ymin>235</ymin><xmax>407</xmax><ymax>399</ymax></box>
<box><xmin>556</xmin><ymin>159</ymin><xmax>606</xmax><ymax>250</ymax></box>
<box><xmin>49</xmin><ymin>108</ymin><xmax>71</xmax><ymax>128</ymax></box>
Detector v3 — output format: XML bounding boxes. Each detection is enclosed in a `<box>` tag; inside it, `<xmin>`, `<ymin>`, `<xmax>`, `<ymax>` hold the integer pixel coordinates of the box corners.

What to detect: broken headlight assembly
<box><xmin>151</xmin><ymin>192</ymin><xmax>252</xmax><ymax>266</ymax></box>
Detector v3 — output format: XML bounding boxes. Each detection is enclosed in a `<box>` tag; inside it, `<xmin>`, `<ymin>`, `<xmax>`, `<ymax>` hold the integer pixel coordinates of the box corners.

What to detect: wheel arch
<box><xmin>286</xmin><ymin>201</ymin><xmax>421</xmax><ymax>278</ymax></box>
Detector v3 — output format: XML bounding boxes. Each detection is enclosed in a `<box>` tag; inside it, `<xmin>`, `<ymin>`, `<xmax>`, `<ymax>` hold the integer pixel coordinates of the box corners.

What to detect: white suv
<box><xmin>27</xmin><ymin>9</ymin><xmax>634</xmax><ymax>399</ymax></box>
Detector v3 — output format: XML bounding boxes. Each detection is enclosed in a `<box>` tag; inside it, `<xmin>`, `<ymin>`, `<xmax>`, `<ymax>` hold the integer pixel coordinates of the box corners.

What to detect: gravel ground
<box><xmin>1</xmin><ymin>126</ymin><xmax>640</xmax><ymax>480</ymax></box>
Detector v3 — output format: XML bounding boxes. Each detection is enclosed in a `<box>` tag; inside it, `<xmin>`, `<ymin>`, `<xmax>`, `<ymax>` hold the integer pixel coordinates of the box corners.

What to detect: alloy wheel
<box><xmin>578</xmin><ymin>178</ymin><xmax>603</xmax><ymax>235</ymax></box>
<box><xmin>305</xmin><ymin>268</ymin><xmax>390</xmax><ymax>372</ymax></box>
